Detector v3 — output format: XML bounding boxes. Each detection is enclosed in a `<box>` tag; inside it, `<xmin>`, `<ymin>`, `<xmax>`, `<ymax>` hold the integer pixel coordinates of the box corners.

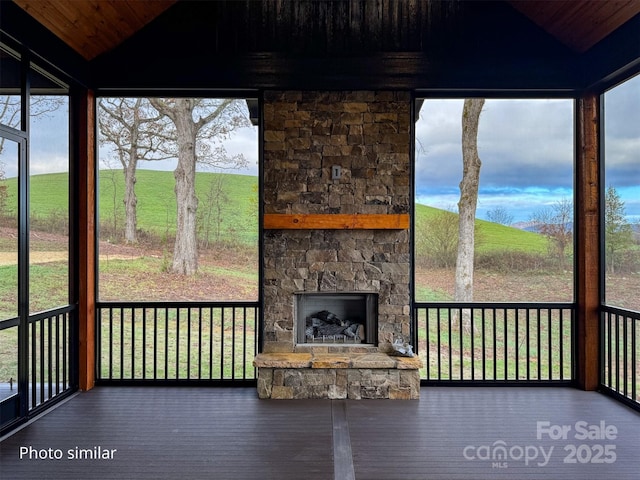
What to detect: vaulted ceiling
<box><xmin>3</xmin><ymin>0</ymin><xmax>640</xmax><ymax>92</ymax></box>
<box><xmin>12</xmin><ymin>0</ymin><xmax>640</xmax><ymax>60</ymax></box>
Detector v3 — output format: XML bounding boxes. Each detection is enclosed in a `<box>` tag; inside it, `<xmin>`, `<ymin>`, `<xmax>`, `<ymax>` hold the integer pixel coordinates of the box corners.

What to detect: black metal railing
<box><xmin>28</xmin><ymin>306</ymin><xmax>76</xmax><ymax>411</ymax></box>
<box><xmin>0</xmin><ymin>306</ymin><xmax>75</xmax><ymax>436</ymax></box>
<box><xmin>414</xmin><ymin>302</ymin><xmax>574</xmax><ymax>384</ymax></box>
<box><xmin>96</xmin><ymin>302</ymin><xmax>259</xmax><ymax>384</ymax></box>
<box><xmin>601</xmin><ymin>305</ymin><xmax>640</xmax><ymax>410</ymax></box>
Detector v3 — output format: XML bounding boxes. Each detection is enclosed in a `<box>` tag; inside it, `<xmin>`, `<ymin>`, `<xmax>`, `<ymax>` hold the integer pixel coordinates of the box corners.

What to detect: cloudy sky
<box><xmin>416</xmin><ymin>74</ymin><xmax>640</xmax><ymax>223</ymax></box>
<box><xmin>3</xmin><ymin>76</ymin><xmax>638</xmax><ymax>224</ymax></box>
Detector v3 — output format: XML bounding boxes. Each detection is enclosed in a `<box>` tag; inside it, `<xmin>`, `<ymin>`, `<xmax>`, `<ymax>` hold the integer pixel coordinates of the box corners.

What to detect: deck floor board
<box><xmin>1</xmin><ymin>387</ymin><xmax>639</xmax><ymax>479</ymax></box>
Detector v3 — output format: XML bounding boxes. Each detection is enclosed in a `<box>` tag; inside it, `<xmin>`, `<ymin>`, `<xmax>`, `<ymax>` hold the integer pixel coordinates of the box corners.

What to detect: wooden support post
<box><xmin>575</xmin><ymin>93</ymin><xmax>601</xmax><ymax>391</ymax></box>
<box><xmin>77</xmin><ymin>89</ymin><xmax>96</xmax><ymax>391</ymax></box>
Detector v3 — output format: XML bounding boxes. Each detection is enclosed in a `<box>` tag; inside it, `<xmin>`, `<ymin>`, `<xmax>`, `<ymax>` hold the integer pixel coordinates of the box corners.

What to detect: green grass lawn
<box><xmin>5</xmin><ymin>169</ymin><xmax>259</xmax><ymax>245</ymax></box>
<box><xmin>7</xmin><ymin>171</ymin><xmax>548</xmax><ymax>255</ymax></box>
<box><xmin>415</xmin><ymin>203</ymin><xmax>548</xmax><ymax>255</ymax></box>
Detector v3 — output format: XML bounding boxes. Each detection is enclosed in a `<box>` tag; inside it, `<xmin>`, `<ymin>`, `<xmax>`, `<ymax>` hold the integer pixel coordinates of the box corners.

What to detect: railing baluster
<box><xmin>119</xmin><ymin>307</ymin><xmax>124</xmax><ymax>380</ymax></box>
<box><xmin>109</xmin><ymin>308</ymin><xmax>113</xmax><ymax>380</ymax></box>
<box><xmin>632</xmin><ymin>315</ymin><xmax>637</xmax><ymax>401</ymax></box>
<box><xmin>470</xmin><ymin>308</ymin><xmax>475</xmax><ymax>381</ymax></box>
<box><xmin>424</xmin><ymin>308</ymin><xmax>430</xmax><ymax>381</ymax></box>
<box><xmin>209</xmin><ymin>306</ymin><xmax>214</xmax><ymax>380</ymax></box>
<box><xmin>153</xmin><ymin>308</ymin><xmax>157</xmax><ymax>380</ymax></box>
<box><xmin>537</xmin><ymin>308</ymin><xmax>542</xmax><ymax>381</ymax></box>
<box><xmin>220</xmin><ymin>308</ymin><xmax>225</xmax><ymax>379</ymax></box>
<box><xmin>164</xmin><ymin>307</ymin><xmax>169</xmax><ymax>380</ymax></box>
<box><xmin>63</xmin><ymin>313</ymin><xmax>67</xmax><ymax>389</ymax></box>
<box><xmin>176</xmin><ymin>308</ymin><xmax>180</xmax><ymax>380</ymax></box>
<box><xmin>447</xmin><ymin>308</ymin><xmax>451</xmax><ymax>380</ymax></box>
<box><xmin>503</xmin><ymin>308</ymin><xmax>508</xmax><ymax>380</ymax></box>
<box><xmin>525</xmin><ymin>309</ymin><xmax>530</xmax><ymax>381</ymax></box>
<box><xmin>198</xmin><ymin>307</ymin><xmax>203</xmax><ymax>380</ymax></box>
<box><xmin>559</xmin><ymin>309</ymin><xmax>564</xmax><ymax>381</ymax></box>
<box><xmin>481</xmin><ymin>308</ymin><xmax>486</xmax><ymax>381</ymax></box>
<box><xmin>608</xmin><ymin>313</ymin><xmax>613</xmax><ymax>390</ymax></box>
<box><xmin>242</xmin><ymin>307</ymin><xmax>248</xmax><ymax>380</ymax></box>
<box><xmin>40</xmin><ymin>317</ymin><xmax>45</xmax><ymax>405</ymax></box>
<box><xmin>187</xmin><ymin>308</ymin><xmax>192</xmax><ymax>380</ymax></box>
<box><xmin>31</xmin><ymin>320</ymin><xmax>36</xmax><ymax>408</ymax></box>
<box><xmin>623</xmin><ymin>314</ymin><xmax>629</xmax><ymax>397</ymax></box>
<box><xmin>55</xmin><ymin>314</ymin><xmax>60</xmax><ymax>394</ymax></box>
<box><xmin>492</xmin><ymin>308</ymin><xmax>497</xmax><ymax>381</ymax></box>
<box><xmin>436</xmin><ymin>308</ymin><xmax>441</xmax><ymax>380</ymax></box>
<box><xmin>47</xmin><ymin>316</ymin><xmax>53</xmax><ymax>400</ymax></box>
<box><xmin>142</xmin><ymin>308</ymin><xmax>147</xmax><ymax>380</ymax></box>
<box><xmin>232</xmin><ymin>308</ymin><xmax>237</xmax><ymax>380</ymax></box>
<box><xmin>615</xmin><ymin>313</ymin><xmax>620</xmax><ymax>392</ymax></box>
<box><xmin>547</xmin><ymin>308</ymin><xmax>552</xmax><ymax>381</ymax></box>
<box><xmin>458</xmin><ymin>307</ymin><xmax>463</xmax><ymax>380</ymax></box>
<box><xmin>131</xmin><ymin>308</ymin><xmax>135</xmax><ymax>380</ymax></box>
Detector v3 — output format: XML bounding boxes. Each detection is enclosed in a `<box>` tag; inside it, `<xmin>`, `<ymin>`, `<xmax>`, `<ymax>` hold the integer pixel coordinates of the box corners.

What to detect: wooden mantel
<box><xmin>263</xmin><ymin>213</ymin><xmax>409</xmax><ymax>230</ymax></box>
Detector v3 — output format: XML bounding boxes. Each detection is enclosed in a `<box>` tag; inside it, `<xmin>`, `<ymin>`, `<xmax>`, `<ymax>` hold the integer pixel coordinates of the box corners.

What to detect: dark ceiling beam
<box><xmin>89</xmin><ymin>51</ymin><xmax>582</xmax><ymax>93</ymax></box>
<box><xmin>88</xmin><ymin>1</ymin><xmax>583</xmax><ymax>92</ymax></box>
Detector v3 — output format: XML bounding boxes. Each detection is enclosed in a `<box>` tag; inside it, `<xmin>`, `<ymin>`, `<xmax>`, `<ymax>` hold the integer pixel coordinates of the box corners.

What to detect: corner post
<box><xmin>575</xmin><ymin>92</ymin><xmax>601</xmax><ymax>390</ymax></box>
<box><xmin>77</xmin><ymin>88</ymin><xmax>96</xmax><ymax>391</ymax></box>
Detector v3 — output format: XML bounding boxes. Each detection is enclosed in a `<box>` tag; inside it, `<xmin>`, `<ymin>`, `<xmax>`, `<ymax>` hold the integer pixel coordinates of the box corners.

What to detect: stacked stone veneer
<box><xmin>254</xmin><ymin>352</ymin><xmax>421</xmax><ymax>400</ymax></box>
<box><xmin>259</xmin><ymin>91</ymin><xmax>418</xmax><ymax>398</ymax></box>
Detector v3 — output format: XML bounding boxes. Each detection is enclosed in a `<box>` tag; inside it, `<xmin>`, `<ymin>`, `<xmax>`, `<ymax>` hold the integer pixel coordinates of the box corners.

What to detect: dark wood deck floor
<box><xmin>1</xmin><ymin>386</ymin><xmax>639</xmax><ymax>480</ymax></box>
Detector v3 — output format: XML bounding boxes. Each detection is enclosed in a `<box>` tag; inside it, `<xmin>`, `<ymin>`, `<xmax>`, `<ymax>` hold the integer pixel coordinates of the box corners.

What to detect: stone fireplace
<box><xmin>255</xmin><ymin>91</ymin><xmax>421</xmax><ymax>399</ymax></box>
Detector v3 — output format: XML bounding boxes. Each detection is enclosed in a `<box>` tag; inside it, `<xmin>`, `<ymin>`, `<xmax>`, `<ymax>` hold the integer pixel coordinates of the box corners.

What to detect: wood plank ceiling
<box><xmin>508</xmin><ymin>0</ymin><xmax>640</xmax><ymax>53</ymax></box>
<box><xmin>12</xmin><ymin>0</ymin><xmax>177</xmax><ymax>60</ymax></box>
<box><xmin>10</xmin><ymin>0</ymin><xmax>640</xmax><ymax>60</ymax></box>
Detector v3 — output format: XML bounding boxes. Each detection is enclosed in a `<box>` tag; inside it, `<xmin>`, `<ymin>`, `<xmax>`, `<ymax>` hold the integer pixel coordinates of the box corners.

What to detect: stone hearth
<box><xmin>258</xmin><ymin>90</ymin><xmax>419</xmax><ymax>398</ymax></box>
<box><xmin>255</xmin><ymin>352</ymin><xmax>421</xmax><ymax>399</ymax></box>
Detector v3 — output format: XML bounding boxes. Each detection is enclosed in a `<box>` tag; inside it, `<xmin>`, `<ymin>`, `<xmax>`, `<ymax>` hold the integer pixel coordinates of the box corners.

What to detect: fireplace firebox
<box><xmin>295</xmin><ymin>292</ymin><xmax>377</xmax><ymax>345</ymax></box>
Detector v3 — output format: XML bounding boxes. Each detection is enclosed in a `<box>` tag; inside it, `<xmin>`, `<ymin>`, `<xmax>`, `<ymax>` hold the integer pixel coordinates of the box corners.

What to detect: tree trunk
<box><xmin>172</xmin><ymin>99</ymin><xmax>199</xmax><ymax>275</ymax></box>
<box><xmin>123</xmin><ymin>153</ymin><xmax>138</xmax><ymax>244</ymax></box>
<box><xmin>455</xmin><ymin>98</ymin><xmax>484</xmax><ymax>326</ymax></box>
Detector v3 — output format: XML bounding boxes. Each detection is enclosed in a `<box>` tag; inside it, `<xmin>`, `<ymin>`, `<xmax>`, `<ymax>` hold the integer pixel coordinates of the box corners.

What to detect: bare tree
<box><xmin>98</xmin><ymin>98</ymin><xmax>172</xmax><ymax>243</ymax></box>
<box><xmin>530</xmin><ymin>197</ymin><xmax>573</xmax><ymax>269</ymax></box>
<box><xmin>455</xmin><ymin>98</ymin><xmax>485</xmax><ymax>309</ymax></box>
<box><xmin>99</xmin><ymin>156</ymin><xmax>124</xmax><ymax>239</ymax></box>
<box><xmin>198</xmin><ymin>172</ymin><xmax>228</xmax><ymax>249</ymax></box>
<box><xmin>416</xmin><ymin>208</ymin><xmax>459</xmax><ymax>268</ymax></box>
<box><xmin>487</xmin><ymin>206</ymin><xmax>513</xmax><ymax>225</ymax></box>
<box><xmin>604</xmin><ymin>185</ymin><xmax>633</xmax><ymax>274</ymax></box>
<box><xmin>149</xmin><ymin>98</ymin><xmax>250</xmax><ymax>275</ymax></box>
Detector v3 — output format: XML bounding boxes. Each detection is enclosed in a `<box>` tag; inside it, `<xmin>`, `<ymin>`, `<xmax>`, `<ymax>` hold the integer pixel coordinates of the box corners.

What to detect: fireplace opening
<box><xmin>295</xmin><ymin>292</ymin><xmax>377</xmax><ymax>345</ymax></box>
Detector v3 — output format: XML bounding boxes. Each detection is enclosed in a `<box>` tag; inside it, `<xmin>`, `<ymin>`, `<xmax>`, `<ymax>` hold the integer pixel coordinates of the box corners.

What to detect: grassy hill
<box><xmin>9</xmin><ymin>169</ymin><xmax>258</xmax><ymax>245</ymax></box>
<box><xmin>414</xmin><ymin>203</ymin><xmax>548</xmax><ymax>255</ymax></box>
<box><xmin>99</xmin><ymin>169</ymin><xmax>258</xmax><ymax>244</ymax></box>
<box><xmin>11</xmin><ymin>171</ymin><xmax>547</xmax><ymax>253</ymax></box>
